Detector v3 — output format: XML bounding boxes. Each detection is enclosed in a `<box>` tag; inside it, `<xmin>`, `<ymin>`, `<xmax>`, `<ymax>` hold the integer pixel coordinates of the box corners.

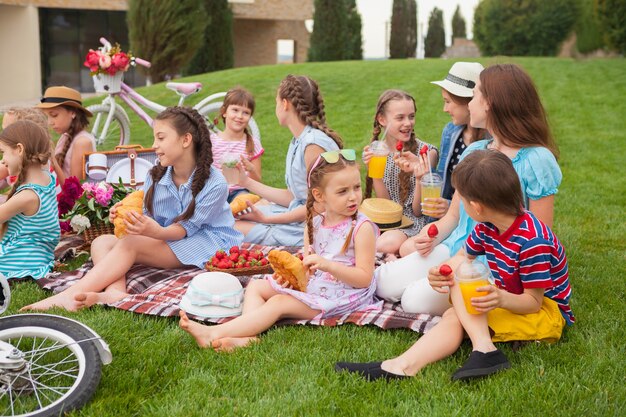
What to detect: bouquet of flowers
<box><xmin>61</xmin><ymin>180</ymin><xmax>134</xmax><ymax>234</ymax></box>
<box><xmin>84</xmin><ymin>43</ymin><xmax>133</xmax><ymax>76</ymax></box>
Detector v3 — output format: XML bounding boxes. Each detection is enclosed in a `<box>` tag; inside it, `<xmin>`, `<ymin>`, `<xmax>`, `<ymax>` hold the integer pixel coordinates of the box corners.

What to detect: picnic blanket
<box><xmin>41</xmin><ymin>241</ymin><xmax>440</xmax><ymax>333</ymax></box>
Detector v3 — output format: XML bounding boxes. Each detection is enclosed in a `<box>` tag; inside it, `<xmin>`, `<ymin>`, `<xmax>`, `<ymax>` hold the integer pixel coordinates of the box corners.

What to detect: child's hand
<box><xmin>413</xmin><ymin>233</ymin><xmax>436</xmax><ymax>257</ymax></box>
<box><xmin>124</xmin><ymin>211</ymin><xmax>161</xmax><ymax>238</ymax></box>
<box><xmin>235</xmin><ymin>163</ymin><xmax>249</xmax><ymax>187</ymax></box>
<box><xmin>427</xmin><ymin>264</ymin><xmax>455</xmax><ymax>293</ymax></box>
<box><xmin>108</xmin><ymin>202</ymin><xmax>123</xmax><ymax>222</ymax></box>
<box><xmin>302</xmin><ymin>253</ymin><xmax>328</xmax><ymax>274</ymax></box>
<box><xmin>393</xmin><ymin>151</ymin><xmax>419</xmax><ymax>173</ymax></box>
<box><xmin>470</xmin><ymin>285</ymin><xmax>502</xmax><ymax>313</ymax></box>
<box><xmin>236</xmin><ymin>203</ymin><xmax>267</xmax><ymax>222</ymax></box>
<box><xmin>421</xmin><ymin>197</ymin><xmax>450</xmax><ymax>219</ymax></box>
<box><xmin>238</xmin><ymin>156</ymin><xmax>258</xmax><ymax>179</ymax></box>
<box><xmin>362</xmin><ymin>146</ymin><xmax>373</xmax><ymax>165</ymax></box>
<box><xmin>272</xmin><ymin>272</ymin><xmax>293</xmax><ymax>289</ymax></box>
<box><xmin>412</xmin><ymin>153</ymin><xmax>430</xmax><ymax>180</ymax></box>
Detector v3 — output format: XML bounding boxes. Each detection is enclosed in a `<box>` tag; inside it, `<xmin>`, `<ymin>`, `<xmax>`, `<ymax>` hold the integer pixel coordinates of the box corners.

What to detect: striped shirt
<box><xmin>210</xmin><ymin>131</ymin><xmax>263</xmax><ymax>192</ymax></box>
<box><xmin>465</xmin><ymin>211</ymin><xmax>574</xmax><ymax>324</ymax></box>
<box><xmin>0</xmin><ymin>173</ymin><xmax>60</xmax><ymax>279</ymax></box>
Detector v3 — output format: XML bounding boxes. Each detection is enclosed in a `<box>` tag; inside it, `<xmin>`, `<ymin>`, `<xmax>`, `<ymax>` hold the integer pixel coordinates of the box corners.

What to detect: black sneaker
<box><xmin>451</xmin><ymin>350</ymin><xmax>511</xmax><ymax>381</ymax></box>
<box><xmin>335</xmin><ymin>361</ymin><xmax>410</xmax><ymax>381</ymax></box>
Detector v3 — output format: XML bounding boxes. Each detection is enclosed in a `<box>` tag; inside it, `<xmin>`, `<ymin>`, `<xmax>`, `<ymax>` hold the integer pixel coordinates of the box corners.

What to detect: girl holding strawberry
<box><xmin>362</xmin><ymin>89</ymin><xmax>438</xmax><ymax>257</ymax></box>
<box><xmin>180</xmin><ymin>149</ymin><xmax>381</xmax><ymax>351</ymax></box>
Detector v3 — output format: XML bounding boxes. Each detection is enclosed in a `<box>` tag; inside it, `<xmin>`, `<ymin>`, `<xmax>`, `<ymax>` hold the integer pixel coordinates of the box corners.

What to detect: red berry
<box><xmin>229</xmin><ymin>253</ymin><xmax>239</xmax><ymax>262</ymax></box>
<box><xmin>419</xmin><ymin>145</ymin><xmax>429</xmax><ymax>155</ymax></box>
<box><xmin>427</xmin><ymin>224</ymin><xmax>439</xmax><ymax>238</ymax></box>
<box><xmin>439</xmin><ymin>264</ymin><xmax>453</xmax><ymax>276</ymax></box>
<box><xmin>211</xmin><ymin>257</ymin><xmax>220</xmax><ymax>267</ymax></box>
<box><xmin>296</xmin><ymin>253</ymin><xmax>304</xmax><ymax>260</ymax></box>
<box><xmin>240</xmin><ymin>249</ymin><xmax>249</xmax><ymax>258</ymax></box>
<box><xmin>229</xmin><ymin>246</ymin><xmax>240</xmax><ymax>254</ymax></box>
<box><xmin>215</xmin><ymin>250</ymin><xmax>226</xmax><ymax>260</ymax></box>
<box><xmin>244</xmin><ymin>261</ymin><xmax>252</xmax><ymax>267</ymax></box>
<box><xmin>236</xmin><ymin>264</ymin><xmax>244</xmax><ymax>269</ymax></box>
<box><xmin>395</xmin><ymin>140</ymin><xmax>403</xmax><ymax>151</ymax></box>
<box><xmin>260</xmin><ymin>258</ymin><xmax>268</xmax><ymax>266</ymax></box>
<box><xmin>217</xmin><ymin>260</ymin><xmax>230</xmax><ymax>269</ymax></box>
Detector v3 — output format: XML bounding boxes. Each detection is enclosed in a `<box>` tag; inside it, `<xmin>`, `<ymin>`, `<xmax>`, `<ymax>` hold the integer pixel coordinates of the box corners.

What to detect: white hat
<box><xmin>179</xmin><ymin>272</ymin><xmax>243</xmax><ymax>319</ymax></box>
<box><xmin>430</xmin><ymin>62</ymin><xmax>484</xmax><ymax>97</ymax></box>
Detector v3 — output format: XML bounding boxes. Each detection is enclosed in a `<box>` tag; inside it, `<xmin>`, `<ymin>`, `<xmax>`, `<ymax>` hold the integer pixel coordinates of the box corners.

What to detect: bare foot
<box><xmin>211</xmin><ymin>336</ymin><xmax>259</xmax><ymax>352</ymax></box>
<box><xmin>179</xmin><ymin>310</ymin><xmax>215</xmax><ymax>348</ymax></box>
<box><xmin>74</xmin><ymin>289</ymin><xmax>128</xmax><ymax>308</ymax></box>
<box><xmin>20</xmin><ymin>293</ymin><xmax>81</xmax><ymax>312</ymax></box>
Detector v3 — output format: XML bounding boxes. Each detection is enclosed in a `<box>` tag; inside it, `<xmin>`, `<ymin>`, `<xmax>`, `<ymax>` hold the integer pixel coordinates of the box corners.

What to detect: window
<box><xmin>277</xmin><ymin>39</ymin><xmax>295</xmax><ymax>64</ymax></box>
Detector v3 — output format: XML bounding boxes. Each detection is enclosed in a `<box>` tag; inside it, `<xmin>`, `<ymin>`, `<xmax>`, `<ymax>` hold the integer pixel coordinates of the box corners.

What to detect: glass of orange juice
<box><xmin>420</xmin><ymin>173</ymin><xmax>443</xmax><ymax>216</ymax></box>
<box><xmin>455</xmin><ymin>260</ymin><xmax>492</xmax><ymax>315</ymax></box>
<box><xmin>368</xmin><ymin>141</ymin><xmax>389</xmax><ymax>179</ymax></box>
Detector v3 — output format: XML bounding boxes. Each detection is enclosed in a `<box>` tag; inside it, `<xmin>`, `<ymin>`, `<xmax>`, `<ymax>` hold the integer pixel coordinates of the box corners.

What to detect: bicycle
<box><xmin>0</xmin><ymin>274</ymin><xmax>112</xmax><ymax>416</ymax></box>
<box><xmin>88</xmin><ymin>37</ymin><xmax>261</xmax><ymax>150</ymax></box>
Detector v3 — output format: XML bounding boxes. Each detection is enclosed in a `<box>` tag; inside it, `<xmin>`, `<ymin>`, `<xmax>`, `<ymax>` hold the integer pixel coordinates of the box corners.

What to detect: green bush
<box><xmin>575</xmin><ymin>0</ymin><xmax>605</xmax><ymax>53</ymax></box>
<box><xmin>308</xmin><ymin>0</ymin><xmax>347</xmax><ymax>62</ymax></box>
<box><xmin>595</xmin><ymin>0</ymin><xmax>626</xmax><ymax>53</ymax></box>
<box><xmin>389</xmin><ymin>0</ymin><xmax>417</xmax><ymax>58</ymax></box>
<box><xmin>424</xmin><ymin>7</ymin><xmax>445</xmax><ymax>58</ymax></box>
<box><xmin>344</xmin><ymin>0</ymin><xmax>363</xmax><ymax>60</ymax></box>
<box><xmin>452</xmin><ymin>5</ymin><xmax>467</xmax><ymax>40</ymax></box>
<box><xmin>474</xmin><ymin>0</ymin><xmax>578</xmax><ymax>56</ymax></box>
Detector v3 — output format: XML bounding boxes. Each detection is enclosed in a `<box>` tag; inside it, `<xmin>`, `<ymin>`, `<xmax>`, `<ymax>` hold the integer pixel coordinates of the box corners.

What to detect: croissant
<box><xmin>268</xmin><ymin>250</ymin><xmax>308</xmax><ymax>292</ymax></box>
<box><xmin>230</xmin><ymin>193</ymin><xmax>261</xmax><ymax>215</ymax></box>
<box><xmin>113</xmin><ymin>190</ymin><xmax>144</xmax><ymax>238</ymax></box>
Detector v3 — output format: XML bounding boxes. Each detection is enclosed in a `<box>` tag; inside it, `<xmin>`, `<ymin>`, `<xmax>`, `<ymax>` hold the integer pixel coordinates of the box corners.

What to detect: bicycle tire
<box><xmin>87</xmin><ymin>104</ymin><xmax>131</xmax><ymax>150</ymax></box>
<box><xmin>197</xmin><ymin>102</ymin><xmax>262</xmax><ymax>142</ymax></box>
<box><xmin>0</xmin><ymin>315</ymin><xmax>103</xmax><ymax>417</ymax></box>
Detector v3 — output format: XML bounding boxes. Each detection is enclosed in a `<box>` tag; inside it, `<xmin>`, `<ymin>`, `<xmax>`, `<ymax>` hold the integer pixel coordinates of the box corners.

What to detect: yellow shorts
<box><xmin>487</xmin><ymin>297</ymin><xmax>566</xmax><ymax>343</ymax></box>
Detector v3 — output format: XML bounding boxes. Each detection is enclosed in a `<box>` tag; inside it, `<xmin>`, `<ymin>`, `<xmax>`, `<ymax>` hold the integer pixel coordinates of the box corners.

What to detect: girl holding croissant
<box><xmin>23</xmin><ymin>107</ymin><xmax>242</xmax><ymax>311</ymax></box>
<box><xmin>180</xmin><ymin>149</ymin><xmax>381</xmax><ymax>351</ymax></box>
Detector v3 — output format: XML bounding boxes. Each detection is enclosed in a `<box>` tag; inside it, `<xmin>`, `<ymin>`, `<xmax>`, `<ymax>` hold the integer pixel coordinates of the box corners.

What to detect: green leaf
<box><xmin>88</xmin><ymin>198</ymin><xmax>95</xmax><ymax>211</ymax></box>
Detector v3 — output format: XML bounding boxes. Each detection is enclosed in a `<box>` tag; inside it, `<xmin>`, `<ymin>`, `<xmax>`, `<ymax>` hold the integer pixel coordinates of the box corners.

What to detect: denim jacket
<box><xmin>436</xmin><ymin>122</ymin><xmax>464</xmax><ymax>201</ymax></box>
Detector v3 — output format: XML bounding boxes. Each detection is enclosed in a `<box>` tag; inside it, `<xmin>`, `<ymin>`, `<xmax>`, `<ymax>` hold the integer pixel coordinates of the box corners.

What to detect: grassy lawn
<box><xmin>6</xmin><ymin>57</ymin><xmax>626</xmax><ymax>416</ymax></box>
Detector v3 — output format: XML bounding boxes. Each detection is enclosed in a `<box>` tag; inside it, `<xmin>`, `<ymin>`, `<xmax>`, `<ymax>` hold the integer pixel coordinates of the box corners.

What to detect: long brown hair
<box><xmin>446</xmin><ymin>91</ymin><xmax>488</xmax><ymax>144</ymax></box>
<box><xmin>306</xmin><ymin>155</ymin><xmax>359</xmax><ymax>254</ymax></box>
<box><xmin>144</xmin><ymin>107</ymin><xmax>213</xmax><ymax>222</ymax></box>
<box><xmin>278</xmin><ymin>75</ymin><xmax>343</xmax><ymax>149</ymax></box>
<box><xmin>364</xmin><ymin>89</ymin><xmax>418</xmax><ymax>205</ymax></box>
<box><xmin>480</xmin><ymin>64</ymin><xmax>558</xmax><ymax>158</ymax></box>
<box><xmin>452</xmin><ymin>149</ymin><xmax>524</xmax><ymax>217</ymax></box>
<box><xmin>218</xmin><ymin>87</ymin><xmax>256</xmax><ymax>155</ymax></box>
<box><xmin>0</xmin><ymin>121</ymin><xmax>52</xmax><ymax>235</ymax></box>
<box><xmin>54</xmin><ymin>105</ymin><xmax>90</xmax><ymax>168</ymax></box>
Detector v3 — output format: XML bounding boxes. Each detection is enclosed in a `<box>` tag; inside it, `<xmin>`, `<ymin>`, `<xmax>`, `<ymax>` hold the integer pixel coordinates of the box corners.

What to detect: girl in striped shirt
<box><xmin>210</xmin><ymin>87</ymin><xmax>264</xmax><ymax>202</ymax></box>
<box><xmin>23</xmin><ymin>107</ymin><xmax>242</xmax><ymax>311</ymax></box>
<box><xmin>0</xmin><ymin>121</ymin><xmax>60</xmax><ymax>280</ymax></box>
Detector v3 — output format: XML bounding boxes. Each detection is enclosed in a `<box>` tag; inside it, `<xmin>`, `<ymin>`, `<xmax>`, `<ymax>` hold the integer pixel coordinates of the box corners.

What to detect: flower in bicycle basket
<box><xmin>84</xmin><ymin>43</ymin><xmax>133</xmax><ymax>76</ymax></box>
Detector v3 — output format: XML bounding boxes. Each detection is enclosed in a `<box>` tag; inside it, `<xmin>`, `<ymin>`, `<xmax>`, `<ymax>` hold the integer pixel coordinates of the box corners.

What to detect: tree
<box><xmin>389</xmin><ymin>0</ymin><xmax>417</xmax><ymax>58</ymax></box>
<box><xmin>473</xmin><ymin>0</ymin><xmax>578</xmax><ymax>56</ymax></box>
<box><xmin>595</xmin><ymin>0</ymin><xmax>626</xmax><ymax>53</ymax></box>
<box><xmin>424</xmin><ymin>7</ymin><xmax>445</xmax><ymax>58</ymax></box>
<box><xmin>127</xmin><ymin>0</ymin><xmax>207</xmax><ymax>82</ymax></box>
<box><xmin>451</xmin><ymin>5</ymin><xmax>467</xmax><ymax>40</ymax></box>
<box><xmin>575</xmin><ymin>0</ymin><xmax>605</xmax><ymax>53</ymax></box>
<box><xmin>185</xmin><ymin>0</ymin><xmax>234</xmax><ymax>75</ymax></box>
<box><xmin>344</xmin><ymin>0</ymin><xmax>363</xmax><ymax>60</ymax></box>
<box><xmin>308</xmin><ymin>0</ymin><xmax>347</xmax><ymax>61</ymax></box>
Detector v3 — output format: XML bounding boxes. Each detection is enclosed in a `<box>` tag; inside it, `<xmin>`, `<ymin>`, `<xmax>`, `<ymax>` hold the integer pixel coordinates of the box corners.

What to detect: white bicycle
<box><xmin>88</xmin><ymin>37</ymin><xmax>261</xmax><ymax>150</ymax></box>
<box><xmin>0</xmin><ymin>274</ymin><xmax>112</xmax><ymax>416</ymax></box>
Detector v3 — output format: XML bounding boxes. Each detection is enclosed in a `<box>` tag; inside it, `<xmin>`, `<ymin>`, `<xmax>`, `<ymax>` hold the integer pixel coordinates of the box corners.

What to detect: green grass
<box><xmin>6</xmin><ymin>57</ymin><xmax>626</xmax><ymax>416</ymax></box>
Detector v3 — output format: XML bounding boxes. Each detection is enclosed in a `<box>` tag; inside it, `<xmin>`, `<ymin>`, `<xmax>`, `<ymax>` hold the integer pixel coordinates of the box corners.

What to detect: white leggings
<box><xmin>375</xmin><ymin>244</ymin><xmax>451</xmax><ymax>316</ymax></box>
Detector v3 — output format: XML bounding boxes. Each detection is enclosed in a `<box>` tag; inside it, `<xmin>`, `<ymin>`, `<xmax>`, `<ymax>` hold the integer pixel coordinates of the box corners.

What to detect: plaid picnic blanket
<box><xmin>41</xmin><ymin>241</ymin><xmax>440</xmax><ymax>333</ymax></box>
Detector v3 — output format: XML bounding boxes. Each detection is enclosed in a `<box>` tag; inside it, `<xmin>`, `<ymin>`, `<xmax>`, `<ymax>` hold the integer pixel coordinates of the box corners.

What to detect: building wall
<box><xmin>234</xmin><ymin>19</ymin><xmax>310</xmax><ymax>67</ymax></box>
<box><xmin>0</xmin><ymin>0</ymin><xmax>126</xmax><ymax>10</ymax></box>
<box><xmin>230</xmin><ymin>0</ymin><xmax>313</xmax><ymax>21</ymax></box>
<box><xmin>0</xmin><ymin>5</ymin><xmax>41</xmax><ymax>106</ymax></box>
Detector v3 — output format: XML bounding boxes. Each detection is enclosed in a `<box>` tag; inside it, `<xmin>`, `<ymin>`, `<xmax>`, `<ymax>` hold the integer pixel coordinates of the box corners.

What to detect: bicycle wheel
<box><xmin>197</xmin><ymin>102</ymin><xmax>261</xmax><ymax>141</ymax></box>
<box><xmin>0</xmin><ymin>315</ymin><xmax>103</xmax><ymax>417</ymax></box>
<box><xmin>87</xmin><ymin>104</ymin><xmax>131</xmax><ymax>150</ymax></box>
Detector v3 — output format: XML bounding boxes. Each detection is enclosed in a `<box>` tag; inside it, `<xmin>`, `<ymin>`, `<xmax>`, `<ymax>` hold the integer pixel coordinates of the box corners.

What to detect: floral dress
<box><xmin>269</xmin><ymin>213</ymin><xmax>382</xmax><ymax>318</ymax></box>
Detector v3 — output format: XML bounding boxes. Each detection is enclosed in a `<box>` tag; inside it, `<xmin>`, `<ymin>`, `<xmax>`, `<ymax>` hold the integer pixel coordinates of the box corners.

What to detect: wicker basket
<box><xmin>205</xmin><ymin>264</ymin><xmax>273</xmax><ymax>276</ymax></box>
<box><xmin>82</xmin><ymin>222</ymin><xmax>115</xmax><ymax>244</ymax></box>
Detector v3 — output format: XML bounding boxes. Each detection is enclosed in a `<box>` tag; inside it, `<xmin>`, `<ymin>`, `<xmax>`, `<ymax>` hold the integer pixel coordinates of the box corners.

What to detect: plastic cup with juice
<box><xmin>420</xmin><ymin>172</ymin><xmax>443</xmax><ymax>216</ymax></box>
<box><xmin>368</xmin><ymin>141</ymin><xmax>389</xmax><ymax>179</ymax></box>
<box><xmin>455</xmin><ymin>259</ymin><xmax>493</xmax><ymax>315</ymax></box>
<box><xmin>220</xmin><ymin>153</ymin><xmax>240</xmax><ymax>185</ymax></box>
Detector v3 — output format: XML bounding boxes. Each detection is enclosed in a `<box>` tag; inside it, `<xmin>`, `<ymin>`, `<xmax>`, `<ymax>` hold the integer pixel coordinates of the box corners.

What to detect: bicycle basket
<box><xmin>93</xmin><ymin>72</ymin><xmax>124</xmax><ymax>94</ymax></box>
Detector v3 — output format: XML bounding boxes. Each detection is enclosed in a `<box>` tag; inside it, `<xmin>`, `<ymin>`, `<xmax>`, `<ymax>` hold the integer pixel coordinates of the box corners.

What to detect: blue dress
<box><xmin>1</xmin><ymin>173</ymin><xmax>60</xmax><ymax>279</ymax></box>
<box><xmin>244</xmin><ymin>126</ymin><xmax>339</xmax><ymax>246</ymax></box>
<box><xmin>143</xmin><ymin>166</ymin><xmax>243</xmax><ymax>268</ymax></box>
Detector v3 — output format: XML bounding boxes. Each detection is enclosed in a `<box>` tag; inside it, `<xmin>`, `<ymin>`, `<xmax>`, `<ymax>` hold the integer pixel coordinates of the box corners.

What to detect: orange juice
<box><xmin>459</xmin><ymin>278</ymin><xmax>491</xmax><ymax>314</ymax></box>
<box><xmin>420</xmin><ymin>173</ymin><xmax>443</xmax><ymax>216</ymax></box>
<box><xmin>368</xmin><ymin>155</ymin><xmax>387</xmax><ymax>178</ymax></box>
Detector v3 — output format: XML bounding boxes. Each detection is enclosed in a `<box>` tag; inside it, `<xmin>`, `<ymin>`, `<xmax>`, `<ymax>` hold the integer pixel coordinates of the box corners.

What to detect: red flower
<box><xmin>59</xmin><ymin>220</ymin><xmax>71</xmax><ymax>233</ymax></box>
<box><xmin>83</xmin><ymin>49</ymin><xmax>101</xmax><ymax>72</ymax></box>
<box><xmin>63</xmin><ymin>176</ymin><xmax>83</xmax><ymax>200</ymax></box>
<box><xmin>111</xmin><ymin>52</ymin><xmax>130</xmax><ymax>72</ymax></box>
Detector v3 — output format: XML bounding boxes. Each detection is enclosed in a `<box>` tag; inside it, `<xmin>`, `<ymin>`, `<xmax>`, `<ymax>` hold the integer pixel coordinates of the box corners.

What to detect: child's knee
<box><xmin>376</xmin><ymin>232</ymin><xmax>405</xmax><ymax>253</ymax></box>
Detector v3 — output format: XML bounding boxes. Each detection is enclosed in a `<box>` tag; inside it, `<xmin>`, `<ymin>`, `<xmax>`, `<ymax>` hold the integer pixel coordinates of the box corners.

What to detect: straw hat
<box><xmin>430</xmin><ymin>62</ymin><xmax>484</xmax><ymax>98</ymax></box>
<box><xmin>179</xmin><ymin>272</ymin><xmax>243</xmax><ymax>319</ymax></box>
<box><xmin>35</xmin><ymin>86</ymin><xmax>93</xmax><ymax>117</ymax></box>
<box><xmin>360</xmin><ymin>198</ymin><xmax>413</xmax><ymax>231</ymax></box>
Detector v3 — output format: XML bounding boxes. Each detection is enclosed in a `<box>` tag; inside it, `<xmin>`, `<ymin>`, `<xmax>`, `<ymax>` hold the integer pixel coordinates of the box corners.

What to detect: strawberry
<box><xmin>229</xmin><ymin>253</ymin><xmax>239</xmax><ymax>262</ymax></box>
<box><xmin>217</xmin><ymin>260</ymin><xmax>230</xmax><ymax>269</ymax></box>
<box><xmin>215</xmin><ymin>250</ymin><xmax>226</xmax><ymax>260</ymax></box>
<box><xmin>240</xmin><ymin>249</ymin><xmax>250</xmax><ymax>258</ymax></box>
<box><xmin>236</xmin><ymin>263</ymin><xmax>244</xmax><ymax>269</ymax></box>
<box><xmin>296</xmin><ymin>253</ymin><xmax>304</xmax><ymax>260</ymax></box>
<box><xmin>395</xmin><ymin>140</ymin><xmax>403</xmax><ymax>151</ymax></box>
<box><xmin>439</xmin><ymin>264</ymin><xmax>453</xmax><ymax>276</ymax></box>
<box><xmin>244</xmin><ymin>261</ymin><xmax>252</xmax><ymax>268</ymax></box>
<box><xmin>427</xmin><ymin>224</ymin><xmax>439</xmax><ymax>238</ymax></box>
<box><xmin>419</xmin><ymin>144</ymin><xmax>429</xmax><ymax>155</ymax></box>
<box><xmin>211</xmin><ymin>257</ymin><xmax>220</xmax><ymax>267</ymax></box>
<box><xmin>229</xmin><ymin>246</ymin><xmax>240</xmax><ymax>254</ymax></box>
<box><xmin>260</xmin><ymin>258</ymin><xmax>269</xmax><ymax>266</ymax></box>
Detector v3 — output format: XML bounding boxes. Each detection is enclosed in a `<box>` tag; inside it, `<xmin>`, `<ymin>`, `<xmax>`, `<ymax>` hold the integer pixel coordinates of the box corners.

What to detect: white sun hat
<box><xmin>179</xmin><ymin>272</ymin><xmax>244</xmax><ymax>319</ymax></box>
<box><xmin>430</xmin><ymin>62</ymin><xmax>484</xmax><ymax>97</ymax></box>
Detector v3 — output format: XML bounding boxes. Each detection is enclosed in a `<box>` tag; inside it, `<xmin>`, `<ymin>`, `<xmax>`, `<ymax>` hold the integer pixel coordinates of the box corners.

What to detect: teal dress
<box><xmin>0</xmin><ymin>173</ymin><xmax>60</xmax><ymax>279</ymax></box>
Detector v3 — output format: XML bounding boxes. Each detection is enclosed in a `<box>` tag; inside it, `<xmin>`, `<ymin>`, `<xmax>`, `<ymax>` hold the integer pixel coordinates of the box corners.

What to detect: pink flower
<box><xmin>94</xmin><ymin>182</ymin><xmax>113</xmax><ymax>206</ymax></box>
<box><xmin>98</xmin><ymin>54</ymin><xmax>111</xmax><ymax>70</ymax></box>
<box><xmin>83</xmin><ymin>49</ymin><xmax>100</xmax><ymax>72</ymax></box>
<box><xmin>111</xmin><ymin>52</ymin><xmax>130</xmax><ymax>73</ymax></box>
<box><xmin>82</xmin><ymin>182</ymin><xmax>96</xmax><ymax>193</ymax></box>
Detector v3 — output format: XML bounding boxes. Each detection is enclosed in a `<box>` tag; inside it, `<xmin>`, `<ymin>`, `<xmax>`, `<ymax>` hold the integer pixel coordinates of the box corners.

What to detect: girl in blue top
<box><xmin>375</xmin><ymin>64</ymin><xmax>562</xmax><ymax>317</ymax></box>
<box><xmin>0</xmin><ymin>121</ymin><xmax>60</xmax><ymax>280</ymax></box>
<box><xmin>233</xmin><ymin>75</ymin><xmax>342</xmax><ymax>247</ymax></box>
<box><xmin>24</xmin><ymin>107</ymin><xmax>242</xmax><ymax>311</ymax></box>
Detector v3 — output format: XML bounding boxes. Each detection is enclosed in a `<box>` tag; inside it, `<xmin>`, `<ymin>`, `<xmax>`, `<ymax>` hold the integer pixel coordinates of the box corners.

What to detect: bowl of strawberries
<box><xmin>205</xmin><ymin>246</ymin><xmax>273</xmax><ymax>276</ymax></box>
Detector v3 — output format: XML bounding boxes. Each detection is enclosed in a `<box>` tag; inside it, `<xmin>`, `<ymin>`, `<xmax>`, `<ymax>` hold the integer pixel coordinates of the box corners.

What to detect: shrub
<box><xmin>389</xmin><ymin>0</ymin><xmax>417</xmax><ymax>58</ymax></box>
<box><xmin>452</xmin><ymin>5</ymin><xmax>467</xmax><ymax>40</ymax></box>
<box><xmin>595</xmin><ymin>0</ymin><xmax>626</xmax><ymax>53</ymax></box>
<box><xmin>424</xmin><ymin>7</ymin><xmax>445</xmax><ymax>58</ymax></box>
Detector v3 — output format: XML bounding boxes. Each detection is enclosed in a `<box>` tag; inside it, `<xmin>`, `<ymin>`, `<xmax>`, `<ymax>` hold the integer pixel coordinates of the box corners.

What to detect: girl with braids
<box><xmin>362</xmin><ymin>89</ymin><xmax>437</xmax><ymax>257</ymax></box>
<box><xmin>180</xmin><ymin>149</ymin><xmax>380</xmax><ymax>351</ymax></box>
<box><xmin>234</xmin><ymin>74</ymin><xmax>342</xmax><ymax>247</ymax></box>
<box><xmin>210</xmin><ymin>87</ymin><xmax>264</xmax><ymax>202</ymax></box>
<box><xmin>24</xmin><ymin>107</ymin><xmax>242</xmax><ymax>311</ymax></box>
<box><xmin>35</xmin><ymin>86</ymin><xmax>96</xmax><ymax>186</ymax></box>
<box><xmin>0</xmin><ymin>121</ymin><xmax>60</xmax><ymax>280</ymax></box>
